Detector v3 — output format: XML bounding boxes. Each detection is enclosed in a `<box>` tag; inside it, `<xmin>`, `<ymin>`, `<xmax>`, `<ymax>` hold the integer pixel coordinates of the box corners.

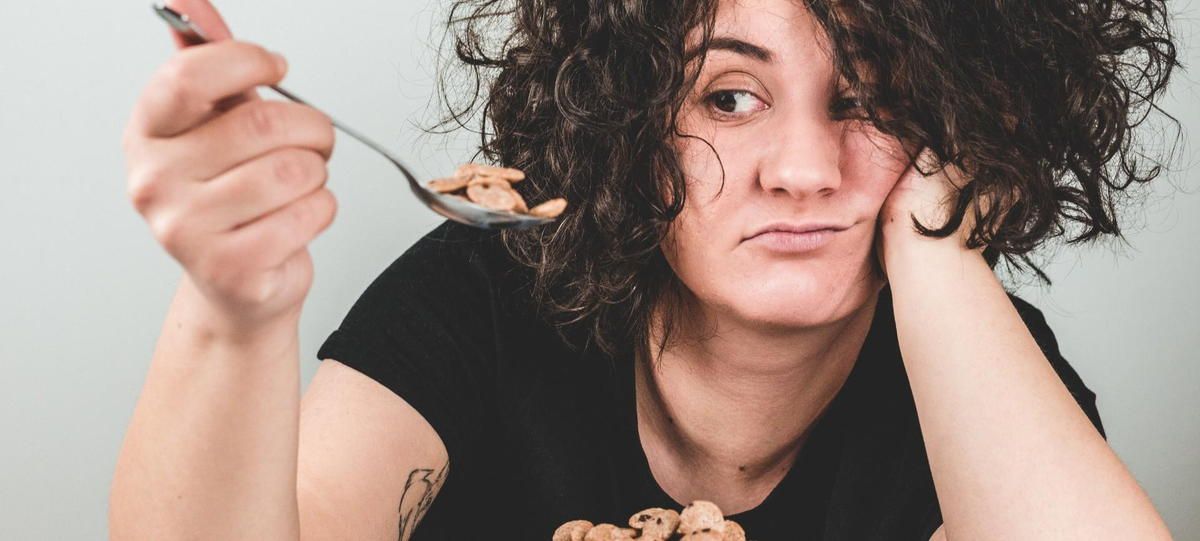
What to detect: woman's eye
<box><xmin>705</xmin><ymin>90</ymin><xmax>768</xmax><ymax>118</ymax></box>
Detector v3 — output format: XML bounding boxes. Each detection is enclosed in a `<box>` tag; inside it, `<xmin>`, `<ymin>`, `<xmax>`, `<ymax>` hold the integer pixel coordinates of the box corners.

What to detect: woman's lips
<box><xmin>744</xmin><ymin>228</ymin><xmax>840</xmax><ymax>253</ymax></box>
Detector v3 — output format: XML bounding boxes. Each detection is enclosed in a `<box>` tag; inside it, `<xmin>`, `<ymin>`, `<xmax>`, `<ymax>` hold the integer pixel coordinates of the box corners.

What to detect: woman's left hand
<box><xmin>875</xmin><ymin>146</ymin><xmax>986</xmax><ymax>277</ymax></box>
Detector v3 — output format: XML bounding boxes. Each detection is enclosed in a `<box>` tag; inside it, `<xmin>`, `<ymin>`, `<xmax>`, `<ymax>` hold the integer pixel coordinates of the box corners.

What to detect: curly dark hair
<box><xmin>432</xmin><ymin>0</ymin><xmax>1182</xmax><ymax>361</ymax></box>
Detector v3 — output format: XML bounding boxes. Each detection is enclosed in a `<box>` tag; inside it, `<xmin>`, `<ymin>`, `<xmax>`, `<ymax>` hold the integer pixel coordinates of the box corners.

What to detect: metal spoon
<box><xmin>151</xmin><ymin>3</ymin><xmax>555</xmax><ymax>230</ymax></box>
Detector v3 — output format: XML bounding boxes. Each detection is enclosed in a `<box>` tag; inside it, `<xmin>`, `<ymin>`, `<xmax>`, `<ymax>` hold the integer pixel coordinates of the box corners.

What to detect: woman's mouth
<box><xmin>743</xmin><ymin>228</ymin><xmax>842</xmax><ymax>253</ymax></box>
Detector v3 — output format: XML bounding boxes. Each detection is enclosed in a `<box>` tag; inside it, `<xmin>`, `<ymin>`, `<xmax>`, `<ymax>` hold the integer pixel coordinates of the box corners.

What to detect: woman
<box><xmin>110</xmin><ymin>0</ymin><xmax>1180</xmax><ymax>539</ymax></box>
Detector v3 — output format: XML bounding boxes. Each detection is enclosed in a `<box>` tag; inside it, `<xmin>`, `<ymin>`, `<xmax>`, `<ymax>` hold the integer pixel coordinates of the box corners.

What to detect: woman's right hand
<box><xmin>122</xmin><ymin>0</ymin><xmax>337</xmax><ymax>337</ymax></box>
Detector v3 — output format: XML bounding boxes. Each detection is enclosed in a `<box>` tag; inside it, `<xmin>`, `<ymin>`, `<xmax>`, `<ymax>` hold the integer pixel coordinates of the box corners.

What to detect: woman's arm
<box><xmin>109</xmin><ymin>276</ymin><xmax>304</xmax><ymax>540</ymax></box>
<box><xmin>886</xmin><ymin>241</ymin><xmax>1169</xmax><ymax>540</ymax></box>
<box><xmin>110</xmin><ymin>276</ymin><xmax>452</xmax><ymax>541</ymax></box>
<box><xmin>878</xmin><ymin>150</ymin><xmax>1170</xmax><ymax>539</ymax></box>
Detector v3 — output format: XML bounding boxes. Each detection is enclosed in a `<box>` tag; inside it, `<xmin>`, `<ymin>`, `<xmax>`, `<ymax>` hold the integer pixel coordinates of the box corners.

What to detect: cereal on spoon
<box><xmin>426</xmin><ymin>163</ymin><xmax>568</xmax><ymax>219</ymax></box>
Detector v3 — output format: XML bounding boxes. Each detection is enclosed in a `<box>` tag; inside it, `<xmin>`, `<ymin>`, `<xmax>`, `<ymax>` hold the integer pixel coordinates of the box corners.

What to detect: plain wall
<box><xmin>0</xmin><ymin>0</ymin><xmax>1196</xmax><ymax>538</ymax></box>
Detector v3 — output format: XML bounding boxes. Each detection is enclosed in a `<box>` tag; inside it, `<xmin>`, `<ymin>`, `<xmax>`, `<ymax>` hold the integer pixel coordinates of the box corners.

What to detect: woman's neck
<box><xmin>635</xmin><ymin>290</ymin><xmax>880</xmax><ymax>514</ymax></box>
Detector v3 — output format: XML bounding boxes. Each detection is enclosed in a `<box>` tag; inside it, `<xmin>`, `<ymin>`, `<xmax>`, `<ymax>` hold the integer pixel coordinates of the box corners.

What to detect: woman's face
<box><xmin>663</xmin><ymin>0</ymin><xmax>910</xmax><ymax>330</ymax></box>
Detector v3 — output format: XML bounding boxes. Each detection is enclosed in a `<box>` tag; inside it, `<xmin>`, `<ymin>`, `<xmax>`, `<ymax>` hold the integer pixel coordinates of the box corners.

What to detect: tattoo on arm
<box><xmin>397</xmin><ymin>461</ymin><xmax>449</xmax><ymax>541</ymax></box>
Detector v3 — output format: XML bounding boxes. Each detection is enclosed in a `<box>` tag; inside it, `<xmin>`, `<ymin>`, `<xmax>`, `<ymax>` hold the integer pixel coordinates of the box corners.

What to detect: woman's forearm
<box><xmin>109</xmin><ymin>275</ymin><xmax>301</xmax><ymax>541</ymax></box>
<box><xmin>884</xmin><ymin>242</ymin><xmax>1169</xmax><ymax>540</ymax></box>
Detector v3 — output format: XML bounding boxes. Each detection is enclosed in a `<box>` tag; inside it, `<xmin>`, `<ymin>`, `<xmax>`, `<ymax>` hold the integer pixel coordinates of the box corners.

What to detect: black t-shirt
<box><xmin>316</xmin><ymin>220</ymin><xmax>1105</xmax><ymax>540</ymax></box>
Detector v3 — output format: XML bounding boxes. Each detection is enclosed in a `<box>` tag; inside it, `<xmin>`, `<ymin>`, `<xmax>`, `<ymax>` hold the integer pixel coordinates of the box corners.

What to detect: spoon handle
<box><xmin>150</xmin><ymin>3</ymin><xmax>418</xmax><ymax>183</ymax></box>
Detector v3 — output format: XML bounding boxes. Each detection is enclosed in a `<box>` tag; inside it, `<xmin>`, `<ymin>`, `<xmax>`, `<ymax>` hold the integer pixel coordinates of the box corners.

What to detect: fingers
<box><xmin>128</xmin><ymin>99</ymin><xmax>333</xmax><ymax>189</ymax></box>
<box><xmin>163</xmin><ymin>0</ymin><xmax>261</xmax><ymax>124</ymax></box>
<box><xmin>130</xmin><ymin>40</ymin><xmax>288</xmax><ymax>138</ymax></box>
<box><xmin>189</xmin><ymin>147</ymin><xmax>331</xmax><ymax>232</ymax></box>
<box><xmin>215</xmin><ymin>187</ymin><xmax>338</xmax><ymax>273</ymax></box>
<box><xmin>140</xmin><ymin>99</ymin><xmax>334</xmax><ymax>183</ymax></box>
<box><xmin>125</xmin><ymin>0</ymin><xmax>339</xmax><ymax>322</ymax></box>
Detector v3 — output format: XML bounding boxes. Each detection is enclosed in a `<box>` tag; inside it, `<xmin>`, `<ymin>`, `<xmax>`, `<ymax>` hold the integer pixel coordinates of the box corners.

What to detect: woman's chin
<box><xmin>723</xmin><ymin>275</ymin><xmax>879</xmax><ymax>329</ymax></box>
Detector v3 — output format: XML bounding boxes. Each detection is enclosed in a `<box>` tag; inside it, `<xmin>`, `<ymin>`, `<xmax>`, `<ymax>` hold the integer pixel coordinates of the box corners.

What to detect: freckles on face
<box><xmin>660</xmin><ymin>0</ymin><xmax>909</xmax><ymax>328</ymax></box>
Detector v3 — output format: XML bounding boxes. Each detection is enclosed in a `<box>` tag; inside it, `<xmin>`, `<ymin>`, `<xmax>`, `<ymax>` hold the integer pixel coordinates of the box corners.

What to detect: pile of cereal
<box><xmin>553</xmin><ymin>500</ymin><xmax>747</xmax><ymax>541</ymax></box>
<box><xmin>426</xmin><ymin>163</ymin><xmax>568</xmax><ymax>219</ymax></box>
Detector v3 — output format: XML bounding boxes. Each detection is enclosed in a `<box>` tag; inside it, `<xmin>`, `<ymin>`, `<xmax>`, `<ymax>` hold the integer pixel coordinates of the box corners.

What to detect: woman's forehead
<box><xmin>686</xmin><ymin>0</ymin><xmax>879</xmax><ymax>87</ymax></box>
<box><xmin>688</xmin><ymin>0</ymin><xmax>834</xmax><ymax>60</ymax></box>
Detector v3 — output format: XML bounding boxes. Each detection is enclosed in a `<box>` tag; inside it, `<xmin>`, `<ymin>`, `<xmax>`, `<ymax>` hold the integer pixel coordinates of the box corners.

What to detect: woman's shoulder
<box><xmin>386</xmin><ymin>220</ymin><xmax>524</xmax><ymax>290</ymax></box>
<box><xmin>325</xmin><ymin>220</ymin><xmax>520</xmax><ymax>338</ymax></box>
<box><xmin>402</xmin><ymin>219</ymin><xmax>506</xmax><ymax>269</ymax></box>
<box><xmin>379</xmin><ymin>220</ymin><xmax>541</xmax><ymax>325</ymax></box>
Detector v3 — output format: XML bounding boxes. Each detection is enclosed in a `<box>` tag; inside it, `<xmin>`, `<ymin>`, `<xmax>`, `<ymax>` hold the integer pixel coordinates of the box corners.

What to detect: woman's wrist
<box><xmin>881</xmin><ymin>224</ymin><xmax>989</xmax><ymax>285</ymax></box>
<box><xmin>173</xmin><ymin>273</ymin><xmax>301</xmax><ymax>355</ymax></box>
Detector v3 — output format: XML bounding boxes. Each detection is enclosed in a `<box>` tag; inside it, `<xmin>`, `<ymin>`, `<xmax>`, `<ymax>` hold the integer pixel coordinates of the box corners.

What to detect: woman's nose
<box><xmin>757</xmin><ymin>113</ymin><xmax>843</xmax><ymax>199</ymax></box>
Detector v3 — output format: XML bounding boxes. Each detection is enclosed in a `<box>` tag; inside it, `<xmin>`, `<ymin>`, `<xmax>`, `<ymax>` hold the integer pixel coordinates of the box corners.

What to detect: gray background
<box><xmin>1</xmin><ymin>0</ymin><xmax>1196</xmax><ymax>538</ymax></box>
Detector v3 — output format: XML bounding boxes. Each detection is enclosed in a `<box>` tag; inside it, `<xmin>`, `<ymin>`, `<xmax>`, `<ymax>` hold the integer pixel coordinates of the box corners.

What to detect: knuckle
<box><xmin>126</xmin><ymin>179</ymin><xmax>155</xmax><ymax>213</ymax></box>
<box><xmin>240</xmin><ymin>272</ymin><xmax>278</xmax><ymax>306</ymax></box>
<box><xmin>245</xmin><ymin>101</ymin><xmax>286</xmax><ymax>139</ymax></box>
<box><xmin>126</xmin><ymin>164</ymin><xmax>168</xmax><ymax>213</ymax></box>
<box><xmin>151</xmin><ymin>213</ymin><xmax>186</xmax><ymax>251</ymax></box>
<box><xmin>283</xmin><ymin>149</ymin><xmax>327</xmax><ymax>189</ymax></box>
<box><xmin>271</xmin><ymin>150</ymin><xmax>308</xmax><ymax>188</ymax></box>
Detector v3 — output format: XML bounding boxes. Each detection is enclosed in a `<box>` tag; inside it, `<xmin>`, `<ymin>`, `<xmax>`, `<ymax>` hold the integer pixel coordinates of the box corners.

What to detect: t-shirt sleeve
<box><xmin>1008</xmin><ymin>293</ymin><xmax>1107</xmax><ymax>439</ymax></box>
<box><xmin>315</xmin><ymin>221</ymin><xmax>500</xmax><ymax>468</ymax></box>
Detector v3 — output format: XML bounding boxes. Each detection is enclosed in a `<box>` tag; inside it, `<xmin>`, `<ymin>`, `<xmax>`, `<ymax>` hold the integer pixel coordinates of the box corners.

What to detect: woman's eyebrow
<box><xmin>686</xmin><ymin>36</ymin><xmax>776</xmax><ymax>64</ymax></box>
